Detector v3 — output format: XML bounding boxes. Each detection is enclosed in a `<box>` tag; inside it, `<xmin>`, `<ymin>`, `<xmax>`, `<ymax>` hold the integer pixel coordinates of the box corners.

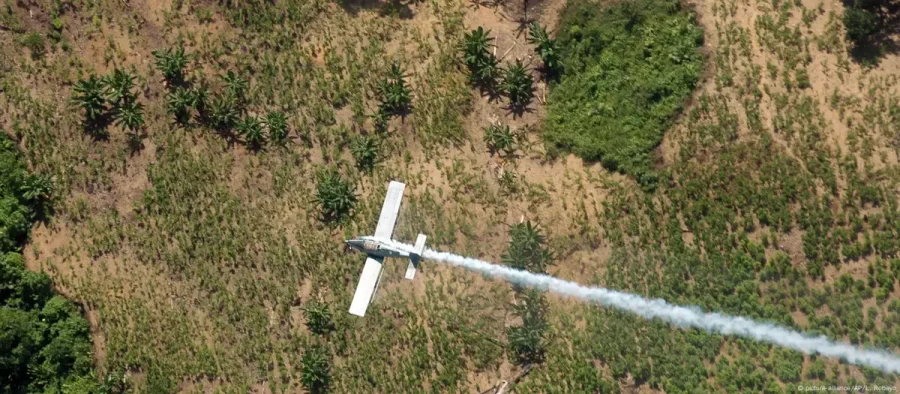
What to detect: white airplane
<box><xmin>346</xmin><ymin>181</ymin><xmax>427</xmax><ymax>317</ymax></box>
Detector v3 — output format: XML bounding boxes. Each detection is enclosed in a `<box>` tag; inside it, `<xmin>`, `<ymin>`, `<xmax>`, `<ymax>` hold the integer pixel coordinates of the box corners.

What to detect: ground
<box><xmin>2</xmin><ymin>0</ymin><xmax>900</xmax><ymax>391</ymax></box>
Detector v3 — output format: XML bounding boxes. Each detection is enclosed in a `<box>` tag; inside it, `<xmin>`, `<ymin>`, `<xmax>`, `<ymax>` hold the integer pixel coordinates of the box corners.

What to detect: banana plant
<box><xmin>113</xmin><ymin>99</ymin><xmax>145</xmax><ymax>132</ymax></box>
<box><xmin>527</xmin><ymin>22</ymin><xmax>561</xmax><ymax>75</ymax></box>
<box><xmin>152</xmin><ymin>46</ymin><xmax>188</xmax><ymax>86</ymax></box>
<box><xmin>72</xmin><ymin>75</ymin><xmax>107</xmax><ymax>123</ymax></box>
<box><xmin>103</xmin><ymin>69</ymin><xmax>137</xmax><ymax>106</ymax></box>
<box><xmin>265</xmin><ymin>111</ymin><xmax>289</xmax><ymax>144</ymax></box>
<box><xmin>501</xmin><ymin>59</ymin><xmax>534</xmax><ymax>111</ymax></box>
<box><xmin>236</xmin><ymin>115</ymin><xmax>265</xmax><ymax>150</ymax></box>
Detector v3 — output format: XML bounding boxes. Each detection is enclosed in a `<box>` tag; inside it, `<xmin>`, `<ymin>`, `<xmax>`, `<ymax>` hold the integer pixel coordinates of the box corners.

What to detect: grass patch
<box><xmin>544</xmin><ymin>0</ymin><xmax>704</xmax><ymax>187</ymax></box>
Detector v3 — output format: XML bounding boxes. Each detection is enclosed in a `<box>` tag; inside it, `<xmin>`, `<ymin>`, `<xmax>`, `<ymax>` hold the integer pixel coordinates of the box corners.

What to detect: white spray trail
<box><xmin>367</xmin><ymin>236</ymin><xmax>900</xmax><ymax>374</ymax></box>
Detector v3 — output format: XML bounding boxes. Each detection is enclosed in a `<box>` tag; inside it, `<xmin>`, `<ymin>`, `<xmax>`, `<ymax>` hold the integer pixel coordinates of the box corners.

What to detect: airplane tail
<box><xmin>405</xmin><ymin>233</ymin><xmax>427</xmax><ymax>280</ymax></box>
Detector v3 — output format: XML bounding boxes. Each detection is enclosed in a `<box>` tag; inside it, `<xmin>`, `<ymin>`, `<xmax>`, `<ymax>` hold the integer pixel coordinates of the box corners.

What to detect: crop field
<box><xmin>2</xmin><ymin>0</ymin><xmax>900</xmax><ymax>392</ymax></box>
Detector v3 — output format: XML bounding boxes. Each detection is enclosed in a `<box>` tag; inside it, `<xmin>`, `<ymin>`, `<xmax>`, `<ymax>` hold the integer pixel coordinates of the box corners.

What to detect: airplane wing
<box><xmin>373</xmin><ymin>181</ymin><xmax>405</xmax><ymax>239</ymax></box>
<box><xmin>349</xmin><ymin>181</ymin><xmax>406</xmax><ymax>317</ymax></box>
<box><xmin>348</xmin><ymin>256</ymin><xmax>384</xmax><ymax>317</ymax></box>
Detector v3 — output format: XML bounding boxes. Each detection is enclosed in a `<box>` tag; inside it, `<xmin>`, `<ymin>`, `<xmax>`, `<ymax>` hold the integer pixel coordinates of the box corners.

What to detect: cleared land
<box><xmin>1</xmin><ymin>0</ymin><xmax>900</xmax><ymax>392</ymax></box>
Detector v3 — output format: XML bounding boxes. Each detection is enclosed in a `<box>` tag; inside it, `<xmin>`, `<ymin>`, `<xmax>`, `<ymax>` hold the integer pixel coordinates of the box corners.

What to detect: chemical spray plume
<box><xmin>366</xmin><ymin>236</ymin><xmax>900</xmax><ymax>374</ymax></box>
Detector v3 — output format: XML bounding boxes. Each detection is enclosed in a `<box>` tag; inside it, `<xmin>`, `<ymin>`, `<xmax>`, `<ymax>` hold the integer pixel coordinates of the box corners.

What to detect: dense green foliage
<box><xmin>501</xmin><ymin>60</ymin><xmax>534</xmax><ymax>112</ymax></box>
<box><xmin>527</xmin><ymin>22</ymin><xmax>561</xmax><ymax>76</ymax></box>
<box><xmin>313</xmin><ymin>169</ymin><xmax>357</xmax><ymax>222</ymax></box>
<box><xmin>0</xmin><ymin>135</ymin><xmax>102</xmax><ymax>393</ymax></box>
<box><xmin>544</xmin><ymin>0</ymin><xmax>703</xmax><ymax>186</ymax></box>
<box><xmin>503</xmin><ymin>222</ymin><xmax>552</xmax><ymax>366</ymax></box>
<box><xmin>462</xmin><ymin>27</ymin><xmax>501</xmax><ymax>88</ymax></box>
<box><xmin>844</xmin><ymin>6</ymin><xmax>878</xmax><ymax>44</ymax></box>
<box><xmin>483</xmin><ymin>123</ymin><xmax>515</xmax><ymax>155</ymax></box>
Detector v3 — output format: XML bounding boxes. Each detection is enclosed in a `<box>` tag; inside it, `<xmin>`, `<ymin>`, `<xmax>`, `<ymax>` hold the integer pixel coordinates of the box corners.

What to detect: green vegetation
<box><xmin>843</xmin><ymin>5</ymin><xmax>878</xmax><ymax>45</ymax></box>
<box><xmin>483</xmin><ymin>123</ymin><xmax>515</xmax><ymax>155</ymax></box>
<box><xmin>0</xmin><ymin>135</ymin><xmax>105</xmax><ymax>393</ymax></box>
<box><xmin>350</xmin><ymin>135</ymin><xmax>380</xmax><ymax>171</ymax></box>
<box><xmin>21</xmin><ymin>32</ymin><xmax>45</xmax><ymax>60</ymax></box>
<box><xmin>152</xmin><ymin>45</ymin><xmax>188</xmax><ymax>86</ymax></box>
<box><xmin>544</xmin><ymin>0</ymin><xmax>703</xmax><ymax>186</ymax></box>
<box><xmin>313</xmin><ymin>168</ymin><xmax>357</xmax><ymax>222</ymax></box>
<box><xmin>300</xmin><ymin>345</ymin><xmax>331</xmax><ymax>393</ymax></box>
<box><xmin>376</xmin><ymin>63</ymin><xmax>412</xmax><ymax>117</ymax></box>
<box><xmin>503</xmin><ymin>222</ymin><xmax>553</xmax><ymax>366</ymax></box>
<box><xmin>501</xmin><ymin>59</ymin><xmax>534</xmax><ymax>113</ymax></box>
<box><xmin>527</xmin><ymin>22</ymin><xmax>561</xmax><ymax>76</ymax></box>
<box><xmin>462</xmin><ymin>27</ymin><xmax>501</xmax><ymax>89</ymax></box>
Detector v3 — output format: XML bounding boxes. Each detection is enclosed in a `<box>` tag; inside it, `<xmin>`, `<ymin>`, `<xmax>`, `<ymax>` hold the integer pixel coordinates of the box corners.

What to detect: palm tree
<box><xmin>483</xmin><ymin>123</ymin><xmax>515</xmax><ymax>155</ymax></box>
<box><xmin>166</xmin><ymin>87</ymin><xmax>193</xmax><ymax>125</ymax></box>
<box><xmin>314</xmin><ymin>169</ymin><xmax>357</xmax><ymax>222</ymax></box>
<box><xmin>152</xmin><ymin>46</ymin><xmax>188</xmax><ymax>86</ymax></box>
<box><xmin>103</xmin><ymin>69</ymin><xmax>137</xmax><ymax>106</ymax></box>
<box><xmin>113</xmin><ymin>99</ymin><xmax>145</xmax><ymax>132</ymax></box>
<box><xmin>300</xmin><ymin>346</ymin><xmax>331</xmax><ymax>393</ymax></box>
<box><xmin>501</xmin><ymin>59</ymin><xmax>534</xmax><ymax>111</ymax></box>
<box><xmin>236</xmin><ymin>115</ymin><xmax>265</xmax><ymax>149</ymax></box>
<box><xmin>350</xmin><ymin>135</ymin><xmax>379</xmax><ymax>171</ymax></box>
<box><xmin>265</xmin><ymin>111</ymin><xmax>289</xmax><ymax>144</ymax></box>
<box><xmin>527</xmin><ymin>22</ymin><xmax>561</xmax><ymax>75</ymax></box>
<box><xmin>72</xmin><ymin>75</ymin><xmax>107</xmax><ymax>123</ymax></box>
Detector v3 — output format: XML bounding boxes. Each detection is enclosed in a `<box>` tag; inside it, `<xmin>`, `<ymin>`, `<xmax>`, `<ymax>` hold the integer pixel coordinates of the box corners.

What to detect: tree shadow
<box><xmin>336</xmin><ymin>0</ymin><xmax>415</xmax><ymax>19</ymax></box>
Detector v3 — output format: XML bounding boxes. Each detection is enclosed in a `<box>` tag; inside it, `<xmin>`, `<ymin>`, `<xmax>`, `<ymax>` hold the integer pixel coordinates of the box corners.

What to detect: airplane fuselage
<box><xmin>345</xmin><ymin>238</ymin><xmax>410</xmax><ymax>259</ymax></box>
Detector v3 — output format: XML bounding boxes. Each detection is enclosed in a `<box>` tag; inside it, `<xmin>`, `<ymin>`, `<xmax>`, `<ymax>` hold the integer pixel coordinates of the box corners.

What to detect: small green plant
<box><xmin>371</xmin><ymin>109</ymin><xmax>389</xmax><ymax>133</ymax></box>
<box><xmin>313</xmin><ymin>169</ymin><xmax>357</xmax><ymax>222</ymax></box>
<box><xmin>507</xmin><ymin>289</ymin><xmax>548</xmax><ymax>365</ymax></box>
<box><xmin>376</xmin><ymin>63</ymin><xmax>411</xmax><ymax>116</ymax></box>
<box><xmin>166</xmin><ymin>86</ymin><xmax>194</xmax><ymax>125</ymax></box>
<box><xmin>113</xmin><ymin>99</ymin><xmax>145</xmax><ymax>132</ymax></box>
<box><xmin>222</xmin><ymin>71</ymin><xmax>249</xmax><ymax>103</ymax></box>
<box><xmin>483</xmin><ymin>124</ymin><xmax>515</xmax><ymax>155</ymax></box>
<box><xmin>350</xmin><ymin>135</ymin><xmax>380</xmax><ymax>171</ymax></box>
<box><xmin>265</xmin><ymin>111</ymin><xmax>289</xmax><ymax>144</ymax></box>
<box><xmin>152</xmin><ymin>45</ymin><xmax>188</xmax><ymax>86</ymax></box>
<box><xmin>72</xmin><ymin>75</ymin><xmax>107</xmax><ymax>128</ymax></box>
<box><xmin>300</xmin><ymin>346</ymin><xmax>331</xmax><ymax>393</ymax></box>
<box><xmin>527</xmin><ymin>22</ymin><xmax>561</xmax><ymax>75</ymax></box>
<box><xmin>236</xmin><ymin>115</ymin><xmax>265</xmax><ymax>150</ymax></box>
<box><xmin>103</xmin><ymin>69</ymin><xmax>137</xmax><ymax>106</ymax></box>
<box><xmin>462</xmin><ymin>27</ymin><xmax>501</xmax><ymax>88</ymax></box>
<box><xmin>208</xmin><ymin>94</ymin><xmax>240</xmax><ymax>131</ymax></box>
<box><xmin>501</xmin><ymin>59</ymin><xmax>534</xmax><ymax>111</ymax></box>
<box><xmin>22</xmin><ymin>32</ymin><xmax>45</xmax><ymax>60</ymax></box>
<box><xmin>303</xmin><ymin>300</ymin><xmax>334</xmax><ymax>334</ymax></box>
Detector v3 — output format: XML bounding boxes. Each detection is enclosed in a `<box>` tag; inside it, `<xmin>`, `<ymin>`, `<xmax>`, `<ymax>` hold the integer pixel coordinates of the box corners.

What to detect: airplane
<box><xmin>346</xmin><ymin>181</ymin><xmax>427</xmax><ymax>317</ymax></box>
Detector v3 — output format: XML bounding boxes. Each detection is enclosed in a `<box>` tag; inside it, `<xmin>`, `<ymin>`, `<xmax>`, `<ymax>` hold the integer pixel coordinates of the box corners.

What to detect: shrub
<box><xmin>377</xmin><ymin>63</ymin><xmax>411</xmax><ymax>116</ymax></box>
<box><xmin>313</xmin><ymin>169</ymin><xmax>357</xmax><ymax>222</ymax></box>
<box><xmin>843</xmin><ymin>6</ymin><xmax>878</xmax><ymax>45</ymax></box>
<box><xmin>544</xmin><ymin>0</ymin><xmax>703</xmax><ymax>187</ymax></box>
<box><xmin>350</xmin><ymin>135</ymin><xmax>379</xmax><ymax>171</ymax></box>
<box><xmin>152</xmin><ymin>45</ymin><xmax>188</xmax><ymax>86</ymax></box>
<box><xmin>113</xmin><ymin>99</ymin><xmax>145</xmax><ymax>132</ymax></box>
<box><xmin>72</xmin><ymin>75</ymin><xmax>107</xmax><ymax>125</ymax></box>
<box><xmin>103</xmin><ymin>69</ymin><xmax>137</xmax><ymax>106</ymax></box>
<box><xmin>208</xmin><ymin>94</ymin><xmax>240</xmax><ymax>131</ymax></box>
<box><xmin>300</xmin><ymin>346</ymin><xmax>331</xmax><ymax>393</ymax></box>
<box><xmin>501</xmin><ymin>60</ymin><xmax>534</xmax><ymax>111</ymax></box>
<box><xmin>303</xmin><ymin>300</ymin><xmax>334</xmax><ymax>334</ymax></box>
<box><xmin>166</xmin><ymin>86</ymin><xmax>195</xmax><ymax>125</ymax></box>
<box><xmin>462</xmin><ymin>27</ymin><xmax>500</xmax><ymax>87</ymax></box>
<box><xmin>483</xmin><ymin>123</ymin><xmax>515</xmax><ymax>155</ymax></box>
<box><xmin>265</xmin><ymin>111</ymin><xmax>289</xmax><ymax>144</ymax></box>
<box><xmin>22</xmin><ymin>32</ymin><xmax>45</xmax><ymax>60</ymax></box>
<box><xmin>528</xmin><ymin>22</ymin><xmax>561</xmax><ymax>75</ymax></box>
<box><xmin>236</xmin><ymin>115</ymin><xmax>265</xmax><ymax>150</ymax></box>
